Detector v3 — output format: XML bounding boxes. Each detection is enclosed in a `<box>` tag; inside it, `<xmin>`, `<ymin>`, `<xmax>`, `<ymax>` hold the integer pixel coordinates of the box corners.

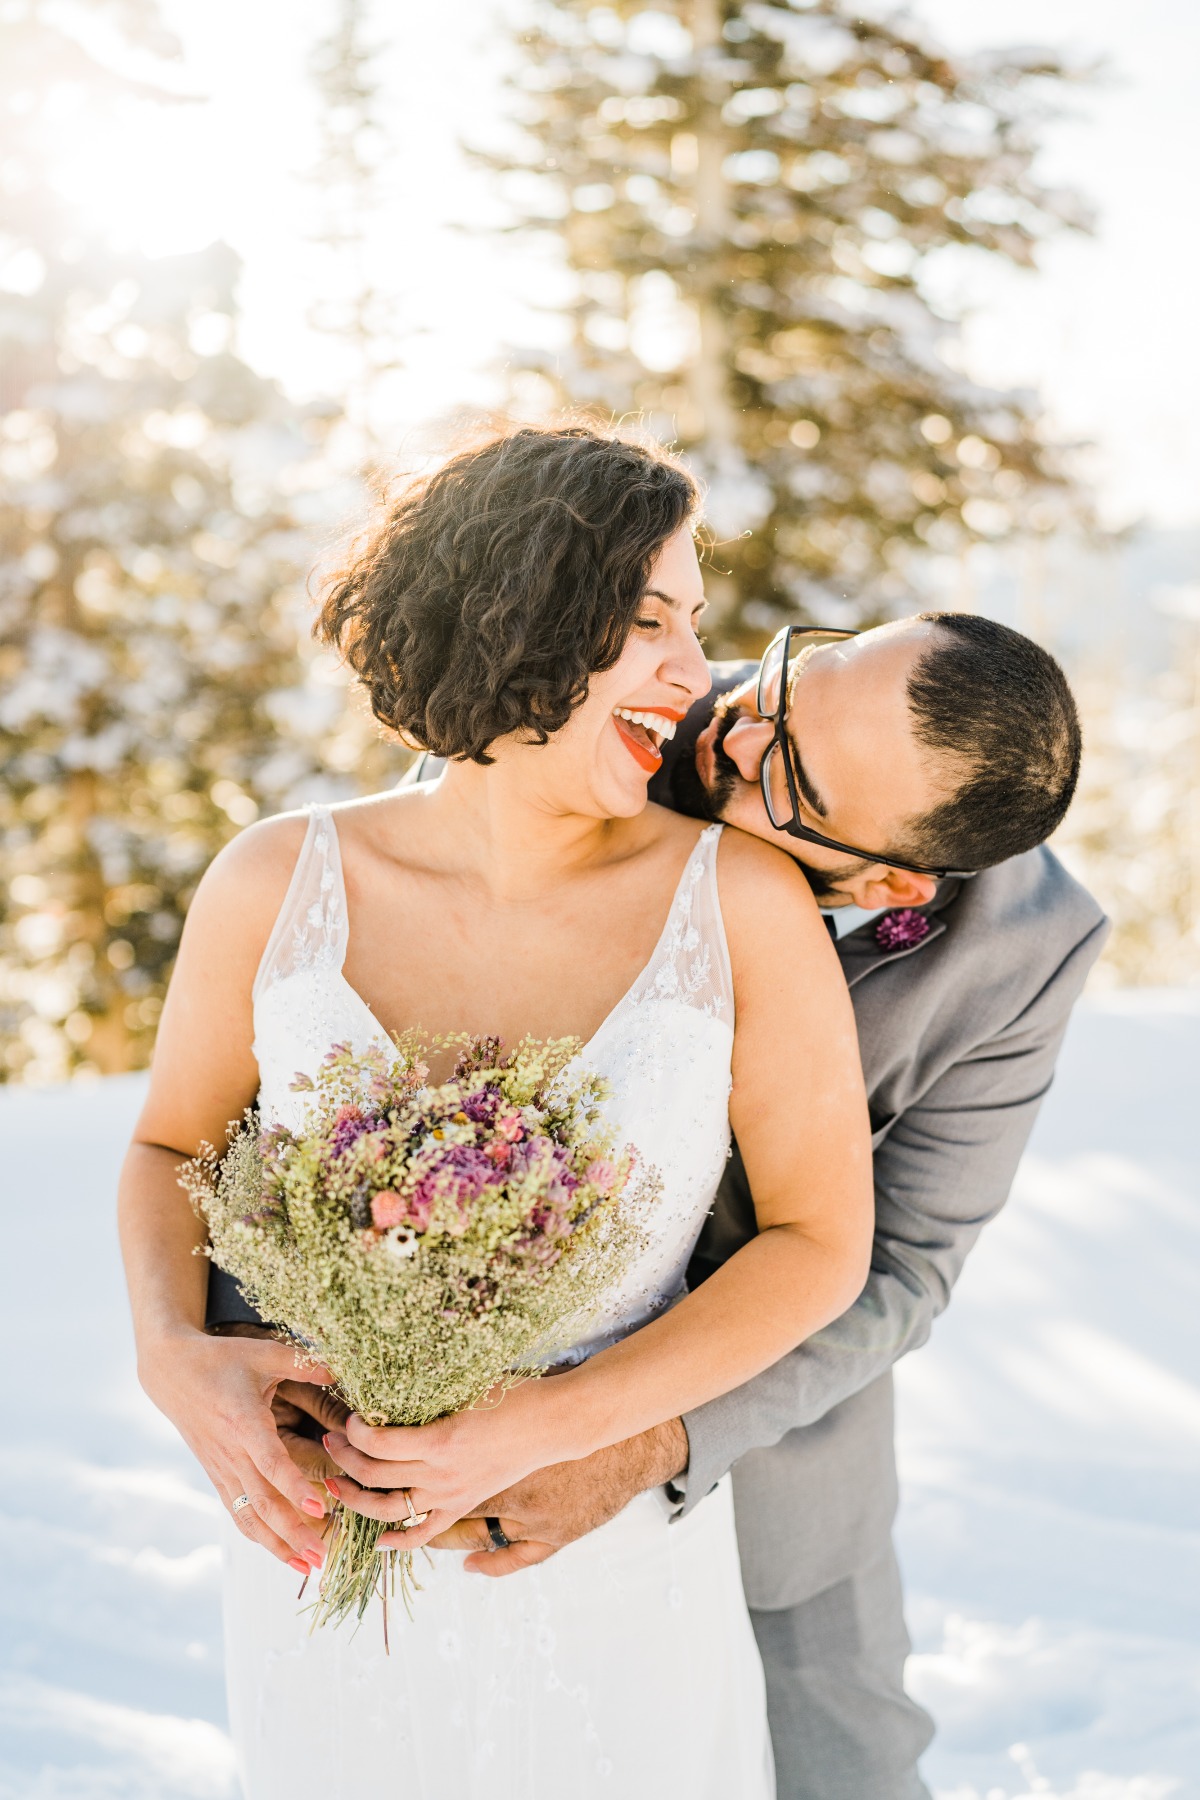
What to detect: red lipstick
<box><xmin>613</xmin><ymin>714</ymin><xmax>664</xmax><ymax>772</ymax></box>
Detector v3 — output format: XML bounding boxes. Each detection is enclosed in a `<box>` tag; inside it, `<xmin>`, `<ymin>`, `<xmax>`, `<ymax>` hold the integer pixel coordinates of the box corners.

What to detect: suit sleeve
<box><xmin>675</xmin><ymin>915</ymin><xmax>1109</xmax><ymax>1512</ymax></box>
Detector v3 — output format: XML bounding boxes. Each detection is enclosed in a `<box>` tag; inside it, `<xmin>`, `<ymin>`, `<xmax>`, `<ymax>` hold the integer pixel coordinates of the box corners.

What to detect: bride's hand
<box><xmin>321</xmin><ymin>1376</ymin><xmax>583</xmax><ymax>1552</ymax></box>
<box><xmin>143</xmin><ymin>1325</ymin><xmax>336</xmax><ymax>1571</ymax></box>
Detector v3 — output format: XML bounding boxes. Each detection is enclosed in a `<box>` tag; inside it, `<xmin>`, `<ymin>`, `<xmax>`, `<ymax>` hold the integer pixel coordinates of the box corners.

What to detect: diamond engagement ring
<box><xmin>231</xmin><ymin>1494</ymin><xmax>253</xmax><ymax>1515</ymax></box>
<box><xmin>398</xmin><ymin>1490</ymin><xmax>431</xmax><ymax>1531</ymax></box>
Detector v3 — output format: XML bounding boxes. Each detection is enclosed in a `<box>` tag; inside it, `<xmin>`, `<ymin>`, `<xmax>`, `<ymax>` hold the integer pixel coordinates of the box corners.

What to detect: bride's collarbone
<box><xmin>341</xmin><ymin>921</ymin><xmax>650</xmax><ymax>1051</ymax></box>
<box><xmin>341</xmin><ymin>816</ymin><xmax>702</xmax><ymax>949</ymax></box>
<box><xmin>337</xmin><ymin>831</ymin><xmax>706</xmax><ymax>1049</ymax></box>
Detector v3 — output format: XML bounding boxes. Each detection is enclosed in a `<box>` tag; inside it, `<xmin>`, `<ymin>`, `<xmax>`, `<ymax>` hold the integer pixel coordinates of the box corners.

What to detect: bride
<box><xmin>119</xmin><ymin>422</ymin><xmax>873</xmax><ymax>1799</ymax></box>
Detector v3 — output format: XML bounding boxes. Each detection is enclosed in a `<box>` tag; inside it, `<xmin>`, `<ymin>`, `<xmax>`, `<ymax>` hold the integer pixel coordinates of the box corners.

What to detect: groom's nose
<box><xmin>722</xmin><ymin>714</ymin><xmax>774</xmax><ymax>782</ymax></box>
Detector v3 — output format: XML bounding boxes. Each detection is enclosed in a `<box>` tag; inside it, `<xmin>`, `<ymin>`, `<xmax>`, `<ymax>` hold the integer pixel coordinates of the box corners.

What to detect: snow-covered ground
<box><xmin>2</xmin><ymin>992</ymin><xmax>1197</xmax><ymax>1799</ymax></box>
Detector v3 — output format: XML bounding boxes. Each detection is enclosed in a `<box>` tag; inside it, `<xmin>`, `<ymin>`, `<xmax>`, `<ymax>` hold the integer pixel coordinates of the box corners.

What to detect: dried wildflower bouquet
<box><xmin>181</xmin><ymin>1032</ymin><xmax>654</xmax><ymax>1632</ymax></box>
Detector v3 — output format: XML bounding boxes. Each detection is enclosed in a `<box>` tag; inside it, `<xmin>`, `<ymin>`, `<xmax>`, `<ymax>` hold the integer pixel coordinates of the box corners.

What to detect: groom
<box><xmin>222</xmin><ymin>610</ymin><xmax>1107</xmax><ymax>1800</ymax></box>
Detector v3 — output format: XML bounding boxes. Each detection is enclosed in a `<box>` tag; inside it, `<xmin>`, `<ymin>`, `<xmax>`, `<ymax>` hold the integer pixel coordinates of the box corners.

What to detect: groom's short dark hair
<box><xmin>900</xmin><ymin>612</ymin><xmax>1082</xmax><ymax>870</ymax></box>
<box><xmin>316</xmin><ymin>421</ymin><xmax>698</xmax><ymax>763</ymax></box>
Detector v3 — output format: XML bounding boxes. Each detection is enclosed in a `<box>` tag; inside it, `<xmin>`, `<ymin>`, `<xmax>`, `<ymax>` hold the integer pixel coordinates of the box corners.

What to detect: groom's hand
<box><xmin>271</xmin><ymin>1380</ymin><xmax>352</xmax><ymax>1482</ymax></box>
<box><xmin>429</xmin><ymin>1419</ymin><xmax>689</xmax><ymax>1577</ymax></box>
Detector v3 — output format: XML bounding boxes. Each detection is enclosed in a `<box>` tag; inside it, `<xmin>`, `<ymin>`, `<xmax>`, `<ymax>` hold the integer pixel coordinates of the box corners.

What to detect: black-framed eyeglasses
<box><xmin>756</xmin><ymin>625</ymin><xmax>976</xmax><ymax>882</ymax></box>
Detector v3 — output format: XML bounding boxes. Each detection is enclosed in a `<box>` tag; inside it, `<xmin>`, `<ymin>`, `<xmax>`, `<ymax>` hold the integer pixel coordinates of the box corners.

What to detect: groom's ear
<box><xmin>847</xmin><ymin>866</ymin><xmax>939</xmax><ymax>911</ymax></box>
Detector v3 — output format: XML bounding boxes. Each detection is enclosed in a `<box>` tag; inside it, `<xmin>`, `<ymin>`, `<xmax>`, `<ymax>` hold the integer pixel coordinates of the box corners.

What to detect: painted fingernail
<box><xmin>324</xmin><ymin>1478</ymin><xmax>341</xmax><ymax>1499</ymax></box>
<box><xmin>301</xmin><ymin>1497</ymin><xmax>324</xmax><ymax>1517</ymax></box>
<box><xmin>303</xmin><ymin>1545</ymin><xmax>324</xmax><ymax>1568</ymax></box>
<box><xmin>288</xmin><ymin>1557</ymin><xmax>308</xmax><ymax>1574</ymax></box>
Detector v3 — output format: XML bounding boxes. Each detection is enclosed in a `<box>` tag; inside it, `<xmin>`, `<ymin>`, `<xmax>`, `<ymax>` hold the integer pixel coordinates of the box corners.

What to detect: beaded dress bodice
<box><xmin>251</xmin><ymin>806</ymin><xmax>735</xmax><ymax>1356</ymax></box>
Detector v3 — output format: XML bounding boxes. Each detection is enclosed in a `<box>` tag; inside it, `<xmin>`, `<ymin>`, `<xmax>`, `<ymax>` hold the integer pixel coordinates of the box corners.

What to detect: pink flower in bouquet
<box><xmin>497</xmin><ymin>1109</ymin><xmax>525</xmax><ymax>1143</ymax></box>
<box><xmin>585</xmin><ymin>1159</ymin><xmax>617</xmax><ymax>1194</ymax></box>
<box><xmin>370</xmin><ymin>1190</ymin><xmax>407</xmax><ymax>1230</ymax></box>
<box><xmin>528</xmin><ymin>1203</ymin><xmax>572</xmax><ymax>1241</ymax></box>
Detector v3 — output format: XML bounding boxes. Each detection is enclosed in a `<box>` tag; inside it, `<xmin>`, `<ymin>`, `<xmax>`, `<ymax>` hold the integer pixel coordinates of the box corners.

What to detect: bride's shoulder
<box><xmin>199</xmin><ymin>788</ymin><xmax>416</xmax><ymax>897</ymax></box>
<box><xmin>713</xmin><ymin>827</ymin><xmax>828</xmax><ymax>973</ymax></box>
<box><xmin>183</xmin><ymin>808</ymin><xmax>320</xmax><ymax>956</ymax></box>
<box><xmin>199</xmin><ymin>806</ymin><xmax>313</xmax><ymax>892</ymax></box>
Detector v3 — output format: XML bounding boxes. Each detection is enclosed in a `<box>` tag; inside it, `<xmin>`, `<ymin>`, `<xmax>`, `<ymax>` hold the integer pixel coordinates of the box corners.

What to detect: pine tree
<box><xmin>492</xmin><ymin>0</ymin><xmax>1089</xmax><ymax>644</ymax></box>
<box><xmin>0</xmin><ymin>0</ymin><xmax>359</xmax><ymax>1082</ymax></box>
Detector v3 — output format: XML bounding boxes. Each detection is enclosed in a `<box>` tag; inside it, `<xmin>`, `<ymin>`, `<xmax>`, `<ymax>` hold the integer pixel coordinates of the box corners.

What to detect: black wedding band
<box><xmin>485</xmin><ymin>1516</ymin><xmax>511</xmax><ymax>1551</ymax></box>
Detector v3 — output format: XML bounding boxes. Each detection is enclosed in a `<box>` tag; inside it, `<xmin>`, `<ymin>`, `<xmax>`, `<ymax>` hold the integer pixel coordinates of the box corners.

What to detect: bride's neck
<box><xmin>420</xmin><ymin>759</ymin><xmax>637</xmax><ymax>903</ymax></box>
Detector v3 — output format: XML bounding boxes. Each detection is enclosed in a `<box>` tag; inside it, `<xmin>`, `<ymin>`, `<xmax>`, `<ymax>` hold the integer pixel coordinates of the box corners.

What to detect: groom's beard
<box><xmin>675</xmin><ymin>706</ymin><xmax>863</xmax><ymax>904</ymax></box>
<box><xmin>669</xmin><ymin>705</ymin><xmax>740</xmax><ymax>823</ymax></box>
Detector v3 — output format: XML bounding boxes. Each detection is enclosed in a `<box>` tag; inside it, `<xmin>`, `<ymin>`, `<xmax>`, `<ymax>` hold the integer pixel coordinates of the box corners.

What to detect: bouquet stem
<box><xmin>310</xmin><ymin>1504</ymin><xmax>420</xmax><ymax>1636</ymax></box>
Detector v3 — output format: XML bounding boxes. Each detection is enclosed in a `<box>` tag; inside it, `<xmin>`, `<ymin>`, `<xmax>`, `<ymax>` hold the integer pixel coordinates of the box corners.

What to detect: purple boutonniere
<box><xmin>875</xmin><ymin>908</ymin><xmax>932</xmax><ymax>951</ymax></box>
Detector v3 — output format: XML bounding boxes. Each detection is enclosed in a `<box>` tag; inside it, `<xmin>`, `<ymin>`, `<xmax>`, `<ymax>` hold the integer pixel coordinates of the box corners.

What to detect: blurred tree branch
<box><xmin>484</xmin><ymin>0</ymin><xmax>1097</xmax><ymax>648</ymax></box>
<box><xmin>0</xmin><ymin>0</ymin><xmax>403</xmax><ymax>1083</ymax></box>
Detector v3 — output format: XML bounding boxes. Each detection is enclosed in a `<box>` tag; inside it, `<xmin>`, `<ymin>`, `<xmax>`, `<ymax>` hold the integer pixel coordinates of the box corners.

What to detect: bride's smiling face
<box><xmin>512</xmin><ymin>526</ymin><xmax>711</xmax><ymax>818</ymax></box>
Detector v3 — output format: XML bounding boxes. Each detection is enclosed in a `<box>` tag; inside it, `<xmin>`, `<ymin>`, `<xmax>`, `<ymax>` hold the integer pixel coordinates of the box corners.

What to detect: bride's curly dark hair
<box><xmin>315</xmin><ymin>421</ymin><xmax>700</xmax><ymax>763</ymax></box>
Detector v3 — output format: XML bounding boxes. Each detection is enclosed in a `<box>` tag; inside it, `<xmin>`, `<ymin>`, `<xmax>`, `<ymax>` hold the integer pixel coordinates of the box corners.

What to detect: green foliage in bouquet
<box><xmin>180</xmin><ymin>1032</ymin><xmax>657</xmax><ymax>1632</ymax></box>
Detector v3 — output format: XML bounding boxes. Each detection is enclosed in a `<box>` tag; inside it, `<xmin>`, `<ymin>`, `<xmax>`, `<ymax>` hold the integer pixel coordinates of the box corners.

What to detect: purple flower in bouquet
<box><xmin>410</xmin><ymin>1144</ymin><xmax>498</xmax><ymax>1233</ymax></box>
<box><xmin>547</xmin><ymin>1143</ymin><xmax>581</xmax><ymax>1201</ymax></box>
<box><xmin>462</xmin><ymin>1084</ymin><xmax>503</xmax><ymax>1126</ymax></box>
<box><xmin>329</xmin><ymin>1104</ymin><xmax>380</xmax><ymax>1158</ymax></box>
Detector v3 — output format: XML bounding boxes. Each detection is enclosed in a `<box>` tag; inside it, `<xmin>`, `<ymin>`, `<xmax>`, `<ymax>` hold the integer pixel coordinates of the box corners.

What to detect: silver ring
<box><xmin>231</xmin><ymin>1494</ymin><xmax>253</xmax><ymax>1515</ymax></box>
<box><xmin>398</xmin><ymin>1489</ymin><xmax>430</xmax><ymax>1531</ymax></box>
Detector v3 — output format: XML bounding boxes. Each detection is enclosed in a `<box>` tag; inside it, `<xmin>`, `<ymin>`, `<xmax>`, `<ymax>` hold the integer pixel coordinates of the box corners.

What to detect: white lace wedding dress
<box><xmin>223</xmin><ymin>805</ymin><xmax>775</xmax><ymax>1800</ymax></box>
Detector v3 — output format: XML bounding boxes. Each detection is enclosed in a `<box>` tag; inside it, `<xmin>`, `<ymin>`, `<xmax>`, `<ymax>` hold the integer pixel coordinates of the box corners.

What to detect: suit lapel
<box><xmin>836</xmin><ymin>914</ymin><xmax>946</xmax><ymax>986</ymax></box>
<box><xmin>835</xmin><ymin>879</ymin><xmax>961</xmax><ymax>987</ymax></box>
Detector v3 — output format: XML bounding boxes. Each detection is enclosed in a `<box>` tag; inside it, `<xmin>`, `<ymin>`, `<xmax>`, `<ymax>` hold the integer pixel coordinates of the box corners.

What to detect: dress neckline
<box><xmin>316</xmin><ymin>807</ymin><xmax>721</xmax><ymax>1061</ymax></box>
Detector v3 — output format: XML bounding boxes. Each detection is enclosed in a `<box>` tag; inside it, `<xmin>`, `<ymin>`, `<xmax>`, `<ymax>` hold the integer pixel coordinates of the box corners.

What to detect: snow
<box><xmin>895</xmin><ymin>990</ymin><xmax>1200</xmax><ymax>1799</ymax></box>
<box><xmin>2</xmin><ymin>994</ymin><xmax>1197</xmax><ymax>1799</ymax></box>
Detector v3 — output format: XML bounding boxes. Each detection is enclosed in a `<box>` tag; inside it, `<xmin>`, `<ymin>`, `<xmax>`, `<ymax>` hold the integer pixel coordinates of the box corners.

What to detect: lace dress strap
<box><xmin>629</xmin><ymin>823</ymin><xmax>734</xmax><ymax>1026</ymax></box>
<box><xmin>252</xmin><ymin>805</ymin><xmax>349</xmax><ymax>1002</ymax></box>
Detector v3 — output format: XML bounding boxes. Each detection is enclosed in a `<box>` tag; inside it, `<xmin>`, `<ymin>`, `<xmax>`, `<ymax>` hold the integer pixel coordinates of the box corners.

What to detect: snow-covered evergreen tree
<box><xmin>0</xmin><ymin>0</ymin><xmax>373</xmax><ymax>1082</ymax></box>
<box><xmin>493</xmin><ymin>0</ymin><xmax>1089</xmax><ymax>642</ymax></box>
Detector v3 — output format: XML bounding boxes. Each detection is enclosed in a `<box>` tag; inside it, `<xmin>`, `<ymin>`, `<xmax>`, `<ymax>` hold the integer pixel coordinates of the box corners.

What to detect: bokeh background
<box><xmin>2</xmin><ymin>5</ymin><xmax>1199</xmax><ymax>1799</ymax></box>
<box><xmin>3</xmin><ymin>0</ymin><xmax>1199</xmax><ymax>1086</ymax></box>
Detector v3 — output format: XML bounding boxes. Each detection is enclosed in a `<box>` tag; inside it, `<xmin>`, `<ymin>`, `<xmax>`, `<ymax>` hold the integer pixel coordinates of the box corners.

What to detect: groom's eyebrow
<box><xmin>785</xmin><ymin>726</ymin><xmax>829</xmax><ymax>819</ymax></box>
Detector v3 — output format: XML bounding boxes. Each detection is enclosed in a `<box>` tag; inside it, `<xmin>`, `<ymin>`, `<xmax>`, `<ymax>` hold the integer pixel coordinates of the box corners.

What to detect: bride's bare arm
<box><xmin>326</xmin><ymin>830</ymin><xmax>873</xmax><ymax>1545</ymax></box>
<box><xmin>118</xmin><ymin>816</ymin><xmax>333</xmax><ymax>1571</ymax></box>
<box><xmin>552</xmin><ymin>830</ymin><xmax>871</xmax><ymax>1430</ymax></box>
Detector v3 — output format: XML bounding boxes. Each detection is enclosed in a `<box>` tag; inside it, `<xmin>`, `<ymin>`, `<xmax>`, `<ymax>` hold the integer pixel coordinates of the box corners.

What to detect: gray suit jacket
<box><xmin>653</xmin><ymin>666</ymin><xmax>1109</xmax><ymax>1610</ymax></box>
